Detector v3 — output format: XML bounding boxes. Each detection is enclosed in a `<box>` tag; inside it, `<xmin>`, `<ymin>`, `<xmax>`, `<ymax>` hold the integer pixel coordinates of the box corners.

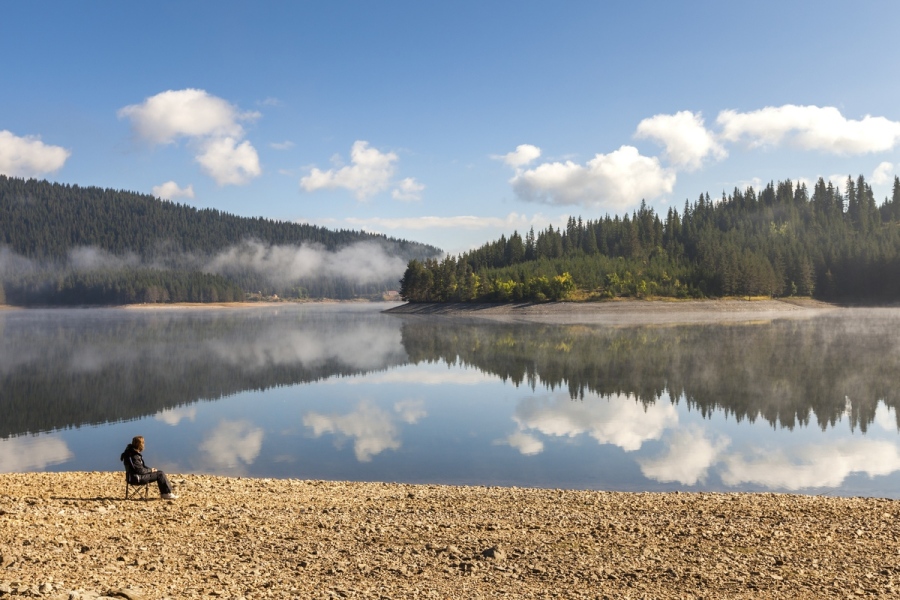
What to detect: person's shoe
<box><xmin>161</xmin><ymin>493</ymin><xmax>178</xmax><ymax>500</ymax></box>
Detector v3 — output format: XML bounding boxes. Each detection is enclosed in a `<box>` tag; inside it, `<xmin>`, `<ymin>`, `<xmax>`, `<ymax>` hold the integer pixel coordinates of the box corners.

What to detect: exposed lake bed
<box><xmin>1</xmin><ymin>471</ymin><xmax>898</xmax><ymax>599</ymax></box>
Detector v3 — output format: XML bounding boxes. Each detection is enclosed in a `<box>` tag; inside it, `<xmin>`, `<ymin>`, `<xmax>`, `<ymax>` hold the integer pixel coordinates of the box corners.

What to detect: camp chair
<box><xmin>124</xmin><ymin>473</ymin><xmax>150</xmax><ymax>500</ymax></box>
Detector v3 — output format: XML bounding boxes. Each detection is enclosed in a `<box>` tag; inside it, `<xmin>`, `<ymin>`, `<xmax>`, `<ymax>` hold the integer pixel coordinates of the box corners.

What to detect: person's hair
<box><xmin>131</xmin><ymin>435</ymin><xmax>145</xmax><ymax>452</ymax></box>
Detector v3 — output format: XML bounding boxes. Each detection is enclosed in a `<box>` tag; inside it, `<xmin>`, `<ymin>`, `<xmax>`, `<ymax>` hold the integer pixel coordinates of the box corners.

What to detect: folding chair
<box><xmin>125</xmin><ymin>474</ymin><xmax>150</xmax><ymax>500</ymax></box>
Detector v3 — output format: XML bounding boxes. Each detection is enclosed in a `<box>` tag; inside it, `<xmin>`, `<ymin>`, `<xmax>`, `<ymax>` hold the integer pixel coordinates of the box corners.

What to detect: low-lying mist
<box><xmin>0</xmin><ymin>238</ymin><xmax>412</xmax><ymax>298</ymax></box>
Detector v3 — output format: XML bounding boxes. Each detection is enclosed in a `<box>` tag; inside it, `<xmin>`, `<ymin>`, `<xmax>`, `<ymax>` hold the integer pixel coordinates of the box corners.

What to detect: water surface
<box><xmin>2</xmin><ymin>303</ymin><xmax>899</xmax><ymax>497</ymax></box>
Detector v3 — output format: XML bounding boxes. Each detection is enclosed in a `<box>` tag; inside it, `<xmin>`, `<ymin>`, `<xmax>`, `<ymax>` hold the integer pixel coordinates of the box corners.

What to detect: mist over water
<box><xmin>2</xmin><ymin>304</ymin><xmax>900</xmax><ymax>496</ymax></box>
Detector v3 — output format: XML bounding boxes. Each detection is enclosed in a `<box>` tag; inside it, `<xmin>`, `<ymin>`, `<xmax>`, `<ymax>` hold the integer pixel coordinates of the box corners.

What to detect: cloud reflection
<box><xmin>198</xmin><ymin>419</ymin><xmax>264</xmax><ymax>470</ymax></box>
<box><xmin>155</xmin><ymin>406</ymin><xmax>197</xmax><ymax>426</ymax></box>
<box><xmin>512</xmin><ymin>392</ymin><xmax>678</xmax><ymax>452</ymax></box>
<box><xmin>0</xmin><ymin>435</ymin><xmax>73</xmax><ymax>471</ymax></box>
<box><xmin>304</xmin><ymin>399</ymin><xmax>427</xmax><ymax>462</ymax></box>
<box><xmin>499</xmin><ymin>431</ymin><xmax>544</xmax><ymax>455</ymax></box>
<box><xmin>720</xmin><ymin>439</ymin><xmax>900</xmax><ymax>490</ymax></box>
<box><xmin>394</xmin><ymin>399</ymin><xmax>426</xmax><ymax>424</ymax></box>
<box><xmin>638</xmin><ymin>426</ymin><xmax>730</xmax><ymax>485</ymax></box>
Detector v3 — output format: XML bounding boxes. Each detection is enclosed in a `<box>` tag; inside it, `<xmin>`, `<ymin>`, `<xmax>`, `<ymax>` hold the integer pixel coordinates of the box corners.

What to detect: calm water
<box><xmin>2</xmin><ymin>303</ymin><xmax>900</xmax><ymax>498</ymax></box>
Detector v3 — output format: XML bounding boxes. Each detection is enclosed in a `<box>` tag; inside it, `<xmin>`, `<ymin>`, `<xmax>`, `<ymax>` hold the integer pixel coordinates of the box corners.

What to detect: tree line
<box><xmin>400</xmin><ymin>175</ymin><xmax>900</xmax><ymax>303</ymax></box>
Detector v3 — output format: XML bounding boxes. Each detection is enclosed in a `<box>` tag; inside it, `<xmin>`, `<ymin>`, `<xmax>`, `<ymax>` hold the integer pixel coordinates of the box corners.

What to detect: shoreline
<box><xmin>384</xmin><ymin>297</ymin><xmax>842</xmax><ymax>325</ymax></box>
<box><xmin>1</xmin><ymin>472</ymin><xmax>897</xmax><ymax>599</ymax></box>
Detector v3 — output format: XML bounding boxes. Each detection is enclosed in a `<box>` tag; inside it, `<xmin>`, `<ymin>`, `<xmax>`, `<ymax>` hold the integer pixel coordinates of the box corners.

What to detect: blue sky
<box><xmin>3</xmin><ymin>1</ymin><xmax>900</xmax><ymax>255</ymax></box>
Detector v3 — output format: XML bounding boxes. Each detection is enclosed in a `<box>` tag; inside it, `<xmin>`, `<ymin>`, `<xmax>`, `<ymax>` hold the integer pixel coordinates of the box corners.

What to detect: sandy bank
<box><xmin>384</xmin><ymin>298</ymin><xmax>839</xmax><ymax>326</ymax></box>
<box><xmin>1</xmin><ymin>473</ymin><xmax>897</xmax><ymax>599</ymax></box>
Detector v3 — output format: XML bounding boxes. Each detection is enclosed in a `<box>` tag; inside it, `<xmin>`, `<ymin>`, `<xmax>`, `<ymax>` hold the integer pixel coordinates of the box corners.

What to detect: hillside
<box><xmin>0</xmin><ymin>176</ymin><xmax>441</xmax><ymax>305</ymax></box>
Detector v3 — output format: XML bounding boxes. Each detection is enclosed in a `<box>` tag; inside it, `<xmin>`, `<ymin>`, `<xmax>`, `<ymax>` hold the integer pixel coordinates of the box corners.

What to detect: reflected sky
<box><xmin>2</xmin><ymin>304</ymin><xmax>900</xmax><ymax>497</ymax></box>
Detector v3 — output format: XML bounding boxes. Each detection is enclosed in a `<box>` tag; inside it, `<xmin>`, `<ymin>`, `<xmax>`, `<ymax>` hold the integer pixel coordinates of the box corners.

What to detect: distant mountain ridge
<box><xmin>0</xmin><ymin>176</ymin><xmax>442</xmax><ymax>305</ymax></box>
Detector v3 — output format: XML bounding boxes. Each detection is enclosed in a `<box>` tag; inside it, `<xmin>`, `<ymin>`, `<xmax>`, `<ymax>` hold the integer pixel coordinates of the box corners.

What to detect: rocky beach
<box><xmin>1</xmin><ymin>472</ymin><xmax>898</xmax><ymax>599</ymax></box>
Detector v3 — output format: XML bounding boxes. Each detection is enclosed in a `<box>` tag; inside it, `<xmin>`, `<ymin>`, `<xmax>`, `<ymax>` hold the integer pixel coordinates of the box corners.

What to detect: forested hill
<box><xmin>0</xmin><ymin>176</ymin><xmax>441</xmax><ymax>305</ymax></box>
<box><xmin>400</xmin><ymin>175</ymin><xmax>900</xmax><ymax>304</ymax></box>
<box><xmin>0</xmin><ymin>176</ymin><xmax>436</xmax><ymax>259</ymax></box>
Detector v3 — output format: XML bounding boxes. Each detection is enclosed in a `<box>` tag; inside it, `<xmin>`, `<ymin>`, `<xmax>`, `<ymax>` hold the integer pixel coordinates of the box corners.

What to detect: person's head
<box><xmin>131</xmin><ymin>435</ymin><xmax>145</xmax><ymax>452</ymax></box>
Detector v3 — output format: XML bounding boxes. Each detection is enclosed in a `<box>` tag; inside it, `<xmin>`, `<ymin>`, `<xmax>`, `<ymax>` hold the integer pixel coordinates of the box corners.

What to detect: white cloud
<box><xmin>717</xmin><ymin>105</ymin><xmax>900</xmax><ymax>154</ymax></box>
<box><xmin>118</xmin><ymin>89</ymin><xmax>262</xmax><ymax>186</ymax></box>
<box><xmin>498</xmin><ymin>431</ymin><xmax>544</xmax><ymax>455</ymax></box>
<box><xmin>0</xmin><ymin>130</ymin><xmax>70</xmax><ymax>177</ymax></box>
<box><xmin>513</xmin><ymin>392</ymin><xmax>678</xmax><ymax>452</ymax></box>
<box><xmin>269</xmin><ymin>140</ymin><xmax>295</xmax><ymax>150</ymax></box>
<box><xmin>118</xmin><ymin>88</ymin><xmax>258</xmax><ymax>145</ymax></box>
<box><xmin>873</xmin><ymin>161</ymin><xmax>895</xmax><ymax>185</ymax></box>
<box><xmin>510</xmin><ymin>145</ymin><xmax>676</xmax><ymax>210</ymax></box>
<box><xmin>195</xmin><ymin>137</ymin><xmax>261</xmax><ymax>185</ymax></box>
<box><xmin>638</xmin><ymin>426</ymin><xmax>730</xmax><ymax>485</ymax></box>
<box><xmin>152</xmin><ymin>180</ymin><xmax>195</xmax><ymax>200</ymax></box>
<box><xmin>635</xmin><ymin>111</ymin><xmax>726</xmax><ymax>171</ymax></box>
<box><xmin>345</xmin><ymin>212</ymin><xmax>560</xmax><ymax>231</ymax></box>
<box><xmin>301</xmin><ymin>141</ymin><xmax>398</xmax><ymax>200</ymax></box>
<box><xmin>493</xmin><ymin>144</ymin><xmax>541</xmax><ymax>168</ymax></box>
<box><xmin>720</xmin><ymin>439</ymin><xmax>900</xmax><ymax>490</ymax></box>
<box><xmin>303</xmin><ymin>400</ymin><xmax>401</xmax><ymax>462</ymax></box>
<box><xmin>155</xmin><ymin>406</ymin><xmax>197</xmax><ymax>426</ymax></box>
<box><xmin>0</xmin><ymin>435</ymin><xmax>73</xmax><ymax>471</ymax></box>
<box><xmin>392</xmin><ymin>177</ymin><xmax>425</xmax><ymax>201</ymax></box>
<box><xmin>198</xmin><ymin>419</ymin><xmax>264</xmax><ymax>470</ymax></box>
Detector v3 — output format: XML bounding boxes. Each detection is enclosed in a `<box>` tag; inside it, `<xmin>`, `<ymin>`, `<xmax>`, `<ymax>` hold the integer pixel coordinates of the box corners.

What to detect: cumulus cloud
<box><xmin>635</xmin><ymin>111</ymin><xmax>726</xmax><ymax>171</ymax></box>
<box><xmin>198</xmin><ymin>419</ymin><xmax>264</xmax><ymax>470</ymax></box>
<box><xmin>638</xmin><ymin>426</ymin><xmax>730</xmax><ymax>485</ymax></box>
<box><xmin>717</xmin><ymin>105</ymin><xmax>900</xmax><ymax>154</ymax></box>
<box><xmin>872</xmin><ymin>161</ymin><xmax>895</xmax><ymax>185</ymax></box>
<box><xmin>195</xmin><ymin>137</ymin><xmax>261</xmax><ymax>185</ymax></box>
<box><xmin>152</xmin><ymin>181</ymin><xmax>195</xmax><ymax>200</ymax></box>
<box><xmin>0</xmin><ymin>435</ymin><xmax>73</xmax><ymax>471</ymax></box>
<box><xmin>0</xmin><ymin>130</ymin><xmax>70</xmax><ymax>177</ymax></box>
<box><xmin>303</xmin><ymin>400</ymin><xmax>401</xmax><ymax>462</ymax></box>
<box><xmin>493</xmin><ymin>144</ymin><xmax>541</xmax><ymax>168</ymax></box>
<box><xmin>118</xmin><ymin>89</ymin><xmax>262</xmax><ymax>186</ymax></box>
<box><xmin>513</xmin><ymin>391</ymin><xmax>678</xmax><ymax>452</ymax></box>
<box><xmin>392</xmin><ymin>177</ymin><xmax>425</xmax><ymax>201</ymax></box>
<box><xmin>269</xmin><ymin>140</ymin><xmax>295</xmax><ymax>150</ymax></box>
<box><xmin>509</xmin><ymin>145</ymin><xmax>676</xmax><ymax>210</ymax></box>
<box><xmin>118</xmin><ymin>88</ymin><xmax>258</xmax><ymax>144</ymax></box>
<box><xmin>301</xmin><ymin>141</ymin><xmax>398</xmax><ymax>200</ymax></box>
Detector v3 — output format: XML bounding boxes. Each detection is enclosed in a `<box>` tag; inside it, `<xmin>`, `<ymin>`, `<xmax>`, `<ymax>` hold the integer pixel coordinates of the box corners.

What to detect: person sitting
<box><xmin>120</xmin><ymin>435</ymin><xmax>178</xmax><ymax>500</ymax></box>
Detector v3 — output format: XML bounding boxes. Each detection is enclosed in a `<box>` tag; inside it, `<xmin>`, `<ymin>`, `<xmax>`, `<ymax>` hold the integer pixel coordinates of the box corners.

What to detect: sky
<box><xmin>3</xmin><ymin>1</ymin><xmax>900</xmax><ymax>255</ymax></box>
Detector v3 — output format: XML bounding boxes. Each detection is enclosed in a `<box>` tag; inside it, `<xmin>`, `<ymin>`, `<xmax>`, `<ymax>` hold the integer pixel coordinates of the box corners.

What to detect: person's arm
<box><xmin>127</xmin><ymin>453</ymin><xmax>153</xmax><ymax>475</ymax></box>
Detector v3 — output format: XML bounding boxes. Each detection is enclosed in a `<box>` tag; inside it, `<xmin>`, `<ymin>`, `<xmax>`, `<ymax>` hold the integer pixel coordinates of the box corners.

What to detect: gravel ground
<box><xmin>1</xmin><ymin>472</ymin><xmax>898</xmax><ymax>599</ymax></box>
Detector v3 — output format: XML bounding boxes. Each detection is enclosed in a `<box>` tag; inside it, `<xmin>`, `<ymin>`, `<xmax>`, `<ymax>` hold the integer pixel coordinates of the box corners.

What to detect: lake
<box><xmin>2</xmin><ymin>302</ymin><xmax>900</xmax><ymax>498</ymax></box>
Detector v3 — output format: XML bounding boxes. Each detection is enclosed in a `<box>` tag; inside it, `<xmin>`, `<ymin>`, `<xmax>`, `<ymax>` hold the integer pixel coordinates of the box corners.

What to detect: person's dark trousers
<box><xmin>138</xmin><ymin>471</ymin><xmax>172</xmax><ymax>494</ymax></box>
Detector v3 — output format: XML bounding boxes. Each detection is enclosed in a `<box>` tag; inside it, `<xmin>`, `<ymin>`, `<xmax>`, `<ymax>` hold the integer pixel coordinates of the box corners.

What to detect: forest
<box><xmin>0</xmin><ymin>176</ymin><xmax>441</xmax><ymax>305</ymax></box>
<box><xmin>400</xmin><ymin>175</ymin><xmax>900</xmax><ymax>303</ymax></box>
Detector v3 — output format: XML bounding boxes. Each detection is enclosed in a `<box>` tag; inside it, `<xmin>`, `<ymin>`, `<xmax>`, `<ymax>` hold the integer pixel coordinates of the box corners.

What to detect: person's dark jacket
<box><xmin>120</xmin><ymin>444</ymin><xmax>152</xmax><ymax>484</ymax></box>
